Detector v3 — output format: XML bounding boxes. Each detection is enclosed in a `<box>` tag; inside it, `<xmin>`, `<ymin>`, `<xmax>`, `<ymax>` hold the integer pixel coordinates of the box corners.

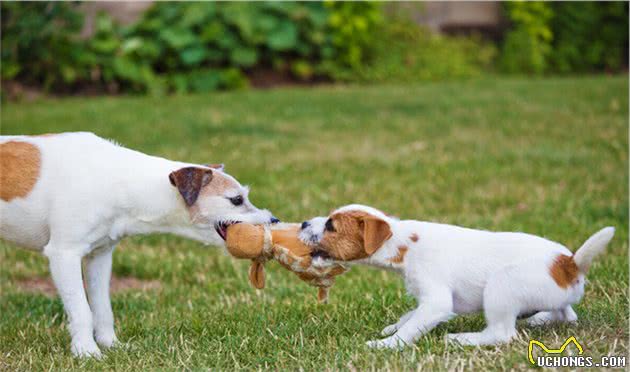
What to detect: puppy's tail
<box><xmin>573</xmin><ymin>227</ymin><xmax>615</xmax><ymax>273</ymax></box>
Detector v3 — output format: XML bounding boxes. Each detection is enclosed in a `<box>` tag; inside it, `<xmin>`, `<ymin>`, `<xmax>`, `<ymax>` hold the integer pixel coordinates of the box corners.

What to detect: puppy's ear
<box><xmin>206</xmin><ymin>163</ymin><xmax>225</xmax><ymax>172</ymax></box>
<box><xmin>249</xmin><ymin>261</ymin><xmax>265</xmax><ymax>289</ymax></box>
<box><xmin>169</xmin><ymin>167</ymin><xmax>213</xmax><ymax>206</ymax></box>
<box><xmin>362</xmin><ymin>216</ymin><xmax>392</xmax><ymax>255</ymax></box>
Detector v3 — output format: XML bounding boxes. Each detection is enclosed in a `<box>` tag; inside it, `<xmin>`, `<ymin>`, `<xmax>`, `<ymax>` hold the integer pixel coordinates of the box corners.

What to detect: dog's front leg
<box><xmin>381</xmin><ymin>309</ymin><xmax>415</xmax><ymax>336</ymax></box>
<box><xmin>368</xmin><ymin>289</ymin><xmax>454</xmax><ymax>349</ymax></box>
<box><xmin>46</xmin><ymin>247</ymin><xmax>101</xmax><ymax>358</ymax></box>
<box><xmin>85</xmin><ymin>244</ymin><xmax>118</xmax><ymax>349</ymax></box>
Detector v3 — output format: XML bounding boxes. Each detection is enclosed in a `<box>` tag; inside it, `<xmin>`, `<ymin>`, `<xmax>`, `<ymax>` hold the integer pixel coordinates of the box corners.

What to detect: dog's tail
<box><xmin>573</xmin><ymin>227</ymin><xmax>615</xmax><ymax>273</ymax></box>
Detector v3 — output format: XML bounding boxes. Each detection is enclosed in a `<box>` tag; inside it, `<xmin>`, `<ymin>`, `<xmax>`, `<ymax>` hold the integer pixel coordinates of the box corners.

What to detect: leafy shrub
<box><xmin>500</xmin><ymin>1</ymin><xmax>628</xmax><ymax>74</ymax></box>
<box><xmin>1</xmin><ymin>2</ymin><xmax>85</xmax><ymax>89</ymax></box>
<box><xmin>499</xmin><ymin>2</ymin><xmax>553</xmax><ymax>75</ymax></box>
<box><xmin>549</xmin><ymin>2</ymin><xmax>628</xmax><ymax>73</ymax></box>
<box><xmin>349</xmin><ymin>15</ymin><xmax>496</xmax><ymax>82</ymax></box>
<box><xmin>318</xmin><ymin>1</ymin><xmax>382</xmax><ymax>80</ymax></box>
<box><xmin>1</xmin><ymin>2</ymin><xmax>383</xmax><ymax>94</ymax></box>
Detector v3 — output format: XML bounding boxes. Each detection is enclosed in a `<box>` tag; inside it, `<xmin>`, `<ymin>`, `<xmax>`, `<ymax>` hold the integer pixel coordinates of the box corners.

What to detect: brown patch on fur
<box><xmin>319</xmin><ymin>210</ymin><xmax>392</xmax><ymax>261</ymax></box>
<box><xmin>17</xmin><ymin>276</ymin><xmax>161</xmax><ymax>297</ymax></box>
<box><xmin>0</xmin><ymin>141</ymin><xmax>41</xmax><ymax>201</ymax></box>
<box><xmin>410</xmin><ymin>233</ymin><xmax>419</xmax><ymax>242</ymax></box>
<box><xmin>169</xmin><ymin>167</ymin><xmax>213</xmax><ymax>206</ymax></box>
<box><xmin>389</xmin><ymin>245</ymin><xmax>408</xmax><ymax>264</ymax></box>
<box><xmin>34</xmin><ymin>133</ymin><xmax>57</xmax><ymax>137</ymax></box>
<box><xmin>549</xmin><ymin>254</ymin><xmax>579</xmax><ymax>288</ymax></box>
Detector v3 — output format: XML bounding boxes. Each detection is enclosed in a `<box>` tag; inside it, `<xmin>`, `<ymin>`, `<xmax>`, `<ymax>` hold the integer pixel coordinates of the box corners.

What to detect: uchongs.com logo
<box><xmin>528</xmin><ymin>336</ymin><xmax>627</xmax><ymax>368</ymax></box>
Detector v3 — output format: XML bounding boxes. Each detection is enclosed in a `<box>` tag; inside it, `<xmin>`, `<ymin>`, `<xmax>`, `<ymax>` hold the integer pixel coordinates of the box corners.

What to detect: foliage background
<box><xmin>1</xmin><ymin>1</ymin><xmax>627</xmax><ymax>97</ymax></box>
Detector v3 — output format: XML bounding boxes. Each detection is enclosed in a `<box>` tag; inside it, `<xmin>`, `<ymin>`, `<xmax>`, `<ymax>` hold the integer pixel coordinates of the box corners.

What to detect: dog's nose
<box><xmin>270</xmin><ymin>216</ymin><xmax>280</xmax><ymax>224</ymax></box>
<box><xmin>301</xmin><ymin>221</ymin><xmax>310</xmax><ymax>229</ymax></box>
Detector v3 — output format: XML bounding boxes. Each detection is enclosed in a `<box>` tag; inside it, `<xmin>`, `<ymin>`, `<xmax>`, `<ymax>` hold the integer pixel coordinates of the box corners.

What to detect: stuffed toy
<box><xmin>225</xmin><ymin>223</ymin><xmax>348</xmax><ymax>303</ymax></box>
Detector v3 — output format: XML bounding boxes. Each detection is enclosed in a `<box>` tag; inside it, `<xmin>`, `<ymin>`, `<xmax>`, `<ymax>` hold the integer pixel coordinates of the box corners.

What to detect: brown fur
<box><xmin>389</xmin><ymin>245</ymin><xmax>408</xmax><ymax>264</ymax></box>
<box><xmin>549</xmin><ymin>254</ymin><xmax>579</xmax><ymax>288</ymax></box>
<box><xmin>319</xmin><ymin>210</ymin><xmax>392</xmax><ymax>261</ymax></box>
<box><xmin>0</xmin><ymin>141</ymin><xmax>41</xmax><ymax>201</ymax></box>
<box><xmin>410</xmin><ymin>233</ymin><xmax>419</xmax><ymax>242</ymax></box>
<box><xmin>169</xmin><ymin>167</ymin><xmax>213</xmax><ymax>206</ymax></box>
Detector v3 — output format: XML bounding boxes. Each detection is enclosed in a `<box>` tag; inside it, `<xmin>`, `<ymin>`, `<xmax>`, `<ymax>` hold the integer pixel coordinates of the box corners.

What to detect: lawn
<box><xmin>1</xmin><ymin>76</ymin><xmax>628</xmax><ymax>371</ymax></box>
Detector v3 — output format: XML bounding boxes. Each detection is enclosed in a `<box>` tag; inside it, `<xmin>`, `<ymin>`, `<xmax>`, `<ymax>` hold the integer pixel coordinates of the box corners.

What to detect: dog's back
<box><xmin>0</xmin><ymin>132</ymin><xmax>172</xmax><ymax>250</ymax></box>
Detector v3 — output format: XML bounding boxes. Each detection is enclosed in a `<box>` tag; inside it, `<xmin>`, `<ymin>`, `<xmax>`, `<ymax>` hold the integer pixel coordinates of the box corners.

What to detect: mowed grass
<box><xmin>0</xmin><ymin>76</ymin><xmax>627</xmax><ymax>371</ymax></box>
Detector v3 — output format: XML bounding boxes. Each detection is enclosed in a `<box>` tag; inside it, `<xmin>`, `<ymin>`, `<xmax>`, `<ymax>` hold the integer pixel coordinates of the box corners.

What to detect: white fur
<box><xmin>301</xmin><ymin>204</ymin><xmax>614</xmax><ymax>349</ymax></box>
<box><xmin>0</xmin><ymin>132</ymin><xmax>275</xmax><ymax>357</ymax></box>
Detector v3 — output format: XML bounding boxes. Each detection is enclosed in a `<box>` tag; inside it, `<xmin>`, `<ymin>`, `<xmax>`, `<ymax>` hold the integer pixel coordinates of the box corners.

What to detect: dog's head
<box><xmin>299</xmin><ymin>204</ymin><xmax>392</xmax><ymax>261</ymax></box>
<box><xmin>169</xmin><ymin>164</ymin><xmax>278</xmax><ymax>243</ymax></box>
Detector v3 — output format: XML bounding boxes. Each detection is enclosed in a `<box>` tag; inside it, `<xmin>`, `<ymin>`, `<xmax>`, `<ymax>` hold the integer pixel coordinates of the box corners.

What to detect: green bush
<box><xmin>499</xmin><ymin>2</ymin><xmax>553</xmax><ymax>75</ymax></box>
<box><xmin>500</xmin><ymin>1</ymin><xmax>628</xmax><ymax>74</ymax></box>
<box><xmin>1</xmin><ymin>2</ymin><xmax>86</xmax><ymax>90</ymax></box>
<box><xmin>1</xmin><ymin>2</ymin><xmax>383</xmax><ymax>94</ymax></box>
<box><xmin>550</xmin><ymin>2</ymin><xmax>628</xmax><ymax>73</ymax></box>
<box><xmin>352</xmin><ymin>18</ymin><xmax>496</xmax><ymax>82</ymax></box>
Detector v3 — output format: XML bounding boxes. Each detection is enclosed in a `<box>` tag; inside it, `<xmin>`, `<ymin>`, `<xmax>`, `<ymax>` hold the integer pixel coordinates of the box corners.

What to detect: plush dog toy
<box><xmin>225</xmin><ymin>223</ymin><xmax>348</xmax><ymax>303</ymax></box>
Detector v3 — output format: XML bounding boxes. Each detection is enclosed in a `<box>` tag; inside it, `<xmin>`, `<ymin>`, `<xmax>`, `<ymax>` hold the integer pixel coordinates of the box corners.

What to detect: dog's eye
<box><xmin>229</xmin><ymin>196</ymin><xmax>244</xmax><ymax>206</ymax></box>
<box><xmin>325</xmin><ymin>218</ymin><xmax>335</xmax><ymax>232</ymax></box>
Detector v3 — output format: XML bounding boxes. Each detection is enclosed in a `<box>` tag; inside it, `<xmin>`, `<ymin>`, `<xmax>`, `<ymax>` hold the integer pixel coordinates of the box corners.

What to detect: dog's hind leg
<box><xmin>448</xmin><ymin>268</ymin><xmax>521</xmax><ymax>346</ymax></box>
<box><xmin>85</xmin><ymin>242</ymin><xmax>118</xmax><ymax>348</ymax></box>
<box><xmin>45</xmin><ymin>243</ymin><xmax>101</xmax><ymax>358</ymax></box>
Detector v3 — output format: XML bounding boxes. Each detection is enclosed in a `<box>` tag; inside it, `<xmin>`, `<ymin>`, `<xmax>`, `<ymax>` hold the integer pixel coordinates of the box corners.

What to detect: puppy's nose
<box><xmin>270</xmin><ymin>216</ymin><xmax>280</xmax><ymax>224</ymax></box>
<box><xmin>301</xmin><ymin>221</ymin><xmax>310</xmax><ymax>229</ymax></box>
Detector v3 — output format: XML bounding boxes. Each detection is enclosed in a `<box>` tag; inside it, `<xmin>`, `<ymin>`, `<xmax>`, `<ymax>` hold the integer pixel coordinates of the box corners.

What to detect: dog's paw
<box><xmin>366</xmin><ymin>336</ymin><xmax>407</xmax><ymax>350</ymax></box>
<box><xmin>95</xmin><ymin>330</ymin><xmax>119</xmax><ymax>349</ymax></box>
<box><xmin>380</xmin><ymin>324</ymin><xmax>399</xmax><ymax>337</ymax></box>
<box><xmin>71</xmin><ymin>340</ymin><xmax>102</xmax><ymax>358</ymax></box>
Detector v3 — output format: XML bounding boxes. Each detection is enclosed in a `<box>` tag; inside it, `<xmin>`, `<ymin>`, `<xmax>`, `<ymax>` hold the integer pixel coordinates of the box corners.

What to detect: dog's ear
<box><xmin>362</xmin><ymin>216</ymin><xmax>392</xmax><ymax>255</ymax></box>
<box><xmin>249</xmin><ymin>261</ymin><xmax>265</xmax><ymax>289</ymax></box>
<box><xmin>205</xmin><ymin>163</ymin><xmax>225</xmax><ymax>172</ymax></box>
<box><xmin>169</xmin><ymin>167</ymin><xmax>213</xmax><ymax>206</ymax></box>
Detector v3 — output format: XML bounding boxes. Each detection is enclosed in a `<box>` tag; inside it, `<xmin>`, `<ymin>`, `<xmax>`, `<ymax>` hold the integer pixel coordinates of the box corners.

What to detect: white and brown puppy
<box><xmin>300</xmin><ymin>204</ymin><xmax>614</xmax><ymax>349</ymax></box>
<box><xmin>0</xmin><ymin>132</ymin><xmax>277</xmax><ymax>357</ymax></box>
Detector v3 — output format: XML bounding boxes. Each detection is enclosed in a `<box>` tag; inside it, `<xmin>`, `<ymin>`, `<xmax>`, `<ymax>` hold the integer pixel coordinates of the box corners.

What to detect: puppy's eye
<box><xmin>229</xmin><ymin>196</ymin><xmax>244</xmax><ymax>206</ymax></box>
<box><xmin>325</xmin><ymin>218</ymin><xmax>335</xmax><ymax>232</ymax></box>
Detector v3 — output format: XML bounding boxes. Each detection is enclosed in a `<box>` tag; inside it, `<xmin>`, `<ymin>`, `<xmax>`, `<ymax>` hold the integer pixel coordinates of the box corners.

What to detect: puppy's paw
<box><xmin>366</xmin><ymin>336</ymin><xmax>407</xmax><ymax>350</ymax></box>
<box><xmin>380</xmin><ymin>324</ymin><xmax>399</xmax><ymax>337</ymax></box>
<box><xmin>71</xmin><ymin>340</ymin><xmax>102</xmax><ymax>358</ymax></box>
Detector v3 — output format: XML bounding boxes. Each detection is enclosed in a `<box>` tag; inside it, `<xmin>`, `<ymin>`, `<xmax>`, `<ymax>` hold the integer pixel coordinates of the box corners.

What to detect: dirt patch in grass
<box><xmin>16</xmin><ymin>276</ymin><xmax>162</xmax><ymax>297</ymax></box>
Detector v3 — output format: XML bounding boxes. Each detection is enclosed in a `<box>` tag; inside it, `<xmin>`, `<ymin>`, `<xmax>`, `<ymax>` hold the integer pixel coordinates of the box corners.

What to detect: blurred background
<box><xmin>1</xmin><ymin>1</ymin><xmax>627</xmax><ymax>98</ymax></box>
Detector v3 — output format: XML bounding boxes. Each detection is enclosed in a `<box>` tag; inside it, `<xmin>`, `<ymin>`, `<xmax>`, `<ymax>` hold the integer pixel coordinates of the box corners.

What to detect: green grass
<box><xmin>1</xmin><ymin>76</ymin><xmax>628</xmax><ymax>371</ymax></box>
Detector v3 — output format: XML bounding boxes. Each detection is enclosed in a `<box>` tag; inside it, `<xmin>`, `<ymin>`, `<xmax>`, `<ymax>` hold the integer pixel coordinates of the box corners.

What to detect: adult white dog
<box><xmin>0</xmin><ymin>132</ymin><xmax>278</xmax><ymax>357</ymax></box>
<box><xmin>300</xmin><ymin>204</ymin><xmax>614</xmax><ymax>349</ymax></box>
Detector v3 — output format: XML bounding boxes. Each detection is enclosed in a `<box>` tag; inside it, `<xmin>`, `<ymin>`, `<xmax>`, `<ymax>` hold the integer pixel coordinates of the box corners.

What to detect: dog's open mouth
<box><xmin>214</xmin><ymin>221</ymin><xmax>241</xmax><ymax>240</ymax></box>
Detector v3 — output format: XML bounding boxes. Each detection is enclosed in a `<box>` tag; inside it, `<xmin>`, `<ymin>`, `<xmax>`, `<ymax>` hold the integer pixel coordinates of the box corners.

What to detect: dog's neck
<box><xmin>355</xmin><ymin>220</ymin><xmax>410</xmax><ymax>273</ymax></box>
<box><xmin>110</xmin><ymin>161</ymin><xmax>220</xmax><ymax>245</ymax></box>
